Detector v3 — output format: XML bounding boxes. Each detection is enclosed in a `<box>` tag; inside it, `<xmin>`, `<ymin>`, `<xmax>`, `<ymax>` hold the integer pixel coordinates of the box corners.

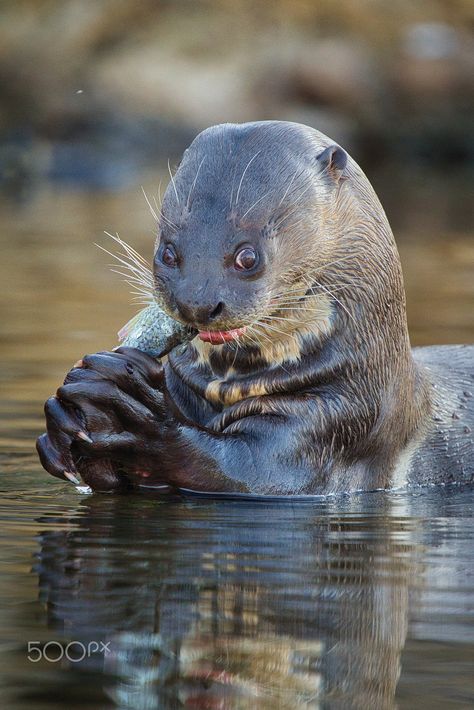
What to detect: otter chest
<box><xmin>167</xmin><ymin>342</ymin><xmax>271</xmax><ymax>410</ymax></box>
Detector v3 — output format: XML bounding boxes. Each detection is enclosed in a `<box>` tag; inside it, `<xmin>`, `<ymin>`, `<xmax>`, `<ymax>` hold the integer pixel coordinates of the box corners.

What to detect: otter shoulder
<box><xmin>413</xmin><ymin>344</ymin><xmax>474</xmax><ymax>375</ymax></box>
<box><xmin>408</xmin><ymin>345</ymin><xmax>474</xmax><ymax>487</ymax></box>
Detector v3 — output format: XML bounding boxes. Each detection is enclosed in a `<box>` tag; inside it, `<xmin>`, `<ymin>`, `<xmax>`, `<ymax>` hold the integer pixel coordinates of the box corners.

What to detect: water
<box><xmin>1</xmin><ymin>183</ymin><xmax>473</xmax><ymax>708</ymax></box>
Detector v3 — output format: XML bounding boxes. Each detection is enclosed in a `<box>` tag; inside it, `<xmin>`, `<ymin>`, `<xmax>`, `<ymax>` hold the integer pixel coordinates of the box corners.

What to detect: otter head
<box><xmin>153</xmin><ymin>121</ymin><xmax>355</xmax><ymax>350</ymax></box>
<box><xmin>153</xmin><ymin>120</ymin><xmax>407</xmax><ymax>374</ymax></box>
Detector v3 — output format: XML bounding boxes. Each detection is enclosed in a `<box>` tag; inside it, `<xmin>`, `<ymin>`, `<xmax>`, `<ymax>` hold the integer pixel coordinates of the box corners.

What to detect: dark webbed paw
<box><xmin>38</xmin><ymin>348</ymin><xmax>172</xmax><ymax>490</ymax></box>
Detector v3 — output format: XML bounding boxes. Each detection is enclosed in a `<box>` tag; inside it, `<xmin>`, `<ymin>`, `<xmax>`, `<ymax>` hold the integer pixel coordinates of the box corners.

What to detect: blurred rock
<box><xmin>394</xmin><ymin>22</ymin><xmax>474</xmax><ymax>101</ymax></box>
<box><xmin>94</xmin><ymin>44</ymin><xmax>257</xmax><ymax>128</ymax></box>
<box><xmin>0</xmin><ymin>0</ymin><xmax>473</xmax><ymax>194</ymax></box>
<box><xmin>277</xmin><ymin>38</ymin><xmax>379</xmax><ymax>111</ymax></box>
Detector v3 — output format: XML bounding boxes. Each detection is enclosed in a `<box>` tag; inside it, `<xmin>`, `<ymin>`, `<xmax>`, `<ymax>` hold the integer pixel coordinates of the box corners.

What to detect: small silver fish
<box><xmin>118</xmin><ymin>302</ymin><xmax>196</xmax><ymax>358</ymax></box>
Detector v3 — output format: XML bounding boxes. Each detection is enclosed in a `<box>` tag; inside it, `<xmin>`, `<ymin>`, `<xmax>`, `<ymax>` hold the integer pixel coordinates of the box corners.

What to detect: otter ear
<box><xmin>316</xmin><ymin>145</ymin><xmax>347</xmax><ymax>182</ymax></box>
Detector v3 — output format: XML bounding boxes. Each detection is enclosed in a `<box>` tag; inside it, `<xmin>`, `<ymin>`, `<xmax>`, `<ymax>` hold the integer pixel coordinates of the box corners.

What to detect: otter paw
<box><xmin>72</xmin><ymin>348</ymin><xmax>166</xmax><ymax>417</ymax></box>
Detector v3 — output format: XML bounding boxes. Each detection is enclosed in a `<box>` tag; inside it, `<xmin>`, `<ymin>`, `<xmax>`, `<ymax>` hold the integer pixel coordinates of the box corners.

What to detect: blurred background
<box><xmin>0</xmin><ymin>0</ymin><xmax>473</xmax><ymax>403</ymax></box>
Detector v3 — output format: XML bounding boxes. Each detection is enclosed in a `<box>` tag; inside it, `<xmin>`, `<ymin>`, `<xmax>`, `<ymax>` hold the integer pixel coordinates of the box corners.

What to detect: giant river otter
<box><xmin>37</xmin><ymin>121</ymin><xmax>474</xmax><ymax>495</ymax></box>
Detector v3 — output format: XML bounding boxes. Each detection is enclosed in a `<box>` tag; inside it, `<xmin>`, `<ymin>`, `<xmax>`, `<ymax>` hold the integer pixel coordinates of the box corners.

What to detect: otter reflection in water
<box><xmin>35</xmin><ymin>496</ymin><xmax>419</xmax><ymax>708</ymax></box>
<box><xmin>37</xmin><ymin>121</ymin><xmax>473</xmax><ymax>494</ymax></box>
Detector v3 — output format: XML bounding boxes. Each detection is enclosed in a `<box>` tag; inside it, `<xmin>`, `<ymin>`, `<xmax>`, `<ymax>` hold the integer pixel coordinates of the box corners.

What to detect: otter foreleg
<box><xmin>39</xmin><ymin>348</ymin><xmax>316</xmax><ymax>495</ymax></box>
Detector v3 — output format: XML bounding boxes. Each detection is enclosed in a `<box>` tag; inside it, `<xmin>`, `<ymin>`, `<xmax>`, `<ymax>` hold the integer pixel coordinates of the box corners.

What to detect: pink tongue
<box><xmin>198</xmin><ymin>326</ymin><xmax>247</xmax><ymax>344</ymax></box>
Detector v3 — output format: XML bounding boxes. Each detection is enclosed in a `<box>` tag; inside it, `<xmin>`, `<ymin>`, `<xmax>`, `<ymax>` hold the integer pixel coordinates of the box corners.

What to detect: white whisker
<box><xmin>248</xmin><ymin>324</ymin><xmax>292</xmax><ymax>375</ymax></box>
<box><xmin>100</xmin><ymin>248</ymin><xmax>153</xmax><ymax>285</ymax></box>
<box><xmin>235</xmin><ymin>151</ymin><xmax>261</xmax><ymax>206</ymax></box>
<box><xmin>309</xmin><ymin>279</ymin><xmax>357</xmax><ymax>325</ymax></box>
<box><xmin>141</xmin><ymin>186</ymin><xmax>159</xmax><ymax>222</ymax></box>
<box><xmin>105</xmin><ymin>231</ymin><xmax>150</xmax><ymax>268</ymax></box>
<box><xmin>256</xmin><ymin>319</ymin><xmax>298</xmax><ymax>345</ymax></box>
<box><xmin>277</xmin><ymin>168</ymin><xmax>300</xmax><ymax>207</ymax></box>
<box><xmin>97</xmin><ymin>234</ymin><xmax>156</xmax><ymax>308</ymax></box>
<box><xmin>240</xmin><ymin>189</ymin><xmax>273</xmax><ymax>220</ymax></box>
<box><xmin>167</xmin><ymin>158</ymin><xmax>180</xmax><ymax>204</ymax></box>
<box><xmin>187</xmin><ymin>156</ymin><xmax>206</xmax><ymax>211</ymax></box>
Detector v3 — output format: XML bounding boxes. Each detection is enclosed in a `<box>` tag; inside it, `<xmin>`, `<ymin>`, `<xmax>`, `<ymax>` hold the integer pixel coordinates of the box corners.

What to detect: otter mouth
<box><xmin>198</xmin><ymin>327</ymin><xmax>247</xmax><ymax>344</ymax></box>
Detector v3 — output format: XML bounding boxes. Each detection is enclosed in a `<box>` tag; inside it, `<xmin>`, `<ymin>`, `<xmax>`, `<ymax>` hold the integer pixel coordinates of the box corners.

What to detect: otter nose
<box><xmin>176</xmin><ymin>299</ymin><xmax>224</xmax><ymax>326</ymax></box>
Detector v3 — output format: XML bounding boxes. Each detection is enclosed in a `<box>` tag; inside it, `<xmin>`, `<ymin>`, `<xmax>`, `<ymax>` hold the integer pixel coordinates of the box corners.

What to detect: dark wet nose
<box><xmin>175</xmin><ymin>299</ymin><xmax>224</xmax><ymax>326</ymax></box>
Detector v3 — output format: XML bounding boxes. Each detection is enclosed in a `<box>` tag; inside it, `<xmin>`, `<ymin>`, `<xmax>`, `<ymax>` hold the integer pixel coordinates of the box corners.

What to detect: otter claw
<box><xmin>76</xmin><ymin>431</ymin><xmax>93</xmax><ymax>444</ymax></box>
<box><xmin>64</xmin><ymin>471</ymin><xmax>81</xmax><ymax>485</ymax></box>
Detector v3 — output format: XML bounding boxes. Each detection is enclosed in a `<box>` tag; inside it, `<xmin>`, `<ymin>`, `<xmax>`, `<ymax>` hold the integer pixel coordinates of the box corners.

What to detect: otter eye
<box><xmin>234</xmin><ymin>246</ymin><xmax>258</xmax><ymax>271</ymax></box>
<box><xmin>161</xmin><ymin>244</ymin><xmax>178</xmax><ymax>267</ymax></box>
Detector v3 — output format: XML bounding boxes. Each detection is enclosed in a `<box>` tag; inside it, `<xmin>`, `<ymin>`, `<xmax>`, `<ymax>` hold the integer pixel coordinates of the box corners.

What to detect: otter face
<box><xmin>154</xmin><ymin>196</ymin><xmax>273</xmax><ymax>339</ymax></box>
<box><xmin>153</xmin><ymin>122</ymin><xmax>347</xmax><ymax>345</ymax></box>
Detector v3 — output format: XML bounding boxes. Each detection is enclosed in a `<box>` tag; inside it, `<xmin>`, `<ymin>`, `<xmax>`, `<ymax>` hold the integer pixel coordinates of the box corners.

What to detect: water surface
<box><xmin>0</xmin><ymin>184</ymin><xmax>473</xmax><ymax>708</ymax></box>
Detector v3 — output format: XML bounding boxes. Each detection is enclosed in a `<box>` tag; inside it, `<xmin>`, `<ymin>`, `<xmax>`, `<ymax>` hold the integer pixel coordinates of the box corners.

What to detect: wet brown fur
<box><xmin>154</xmin><ymin>123</ymin><xmax>472</xmax><ymax>492</ymax></box>
<box><xmin>142</xmin><ymin>121</ymin><xmax>450</xmax><ymax>493</ymax></box>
